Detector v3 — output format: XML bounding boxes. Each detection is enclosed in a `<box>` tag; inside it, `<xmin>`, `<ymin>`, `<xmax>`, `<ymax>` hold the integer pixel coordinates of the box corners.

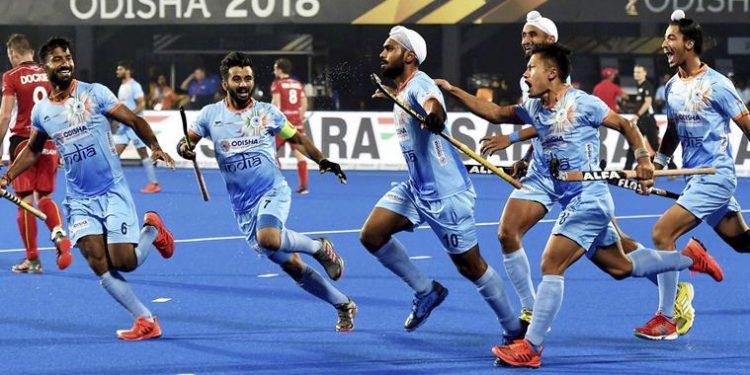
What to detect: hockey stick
<box><xmin>596</xmin><ymin>160</ymin><xmax>680</xmax><ymax>199</ymax></box>
<box><xmin>180</xmin><ymin>106</ymin><xmax>210</xmax><ymax>201</ymax></box>
<box><xmin>554</xmin><ymin>166</ymin><xmax>715</xmax><ymax>182</ymax></box>
<box><xmin>1</xmin><ymin>187</ymin><xmax>47</xmax><ymax>220</ymax></box>
<box><xmin>370</xmin><ymin>73</ymin><xmax>522</xmax><ymax>189</ymax></box>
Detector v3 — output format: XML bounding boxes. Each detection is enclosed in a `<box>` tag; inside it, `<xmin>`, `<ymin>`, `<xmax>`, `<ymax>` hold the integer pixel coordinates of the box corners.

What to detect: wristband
<box><xmin>508</xmin><ymin>132</ymin><xmax>521</xmax><ymax>144</ymax></box>
<box><xmin>634</xmin><ymin>147</ymin><xmax>650</xmax><ymax>160</ymax></box>
<box><xmin>654</xmin><ymin>152</ymin><xmax>671</xmax><ymax>166</ymax></box>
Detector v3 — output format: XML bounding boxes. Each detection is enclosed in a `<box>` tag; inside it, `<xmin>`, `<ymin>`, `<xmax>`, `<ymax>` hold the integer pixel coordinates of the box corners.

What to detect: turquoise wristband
<box><xmin>509</xmin><ymin>132</ymin><xmax>521</xmax><ymax>144</ymax></box>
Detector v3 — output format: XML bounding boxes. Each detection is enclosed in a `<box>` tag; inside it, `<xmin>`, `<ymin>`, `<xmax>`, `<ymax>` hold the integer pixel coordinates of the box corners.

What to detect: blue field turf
<box><xmin>1</xmin><ymin>167</ymin><xmax>749</xmax><ymax>374</ymax></box>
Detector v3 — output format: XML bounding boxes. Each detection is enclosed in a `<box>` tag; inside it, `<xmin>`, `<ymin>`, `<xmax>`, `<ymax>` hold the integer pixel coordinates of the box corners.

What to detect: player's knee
<box><xmin>257</xmin><ymin>230</ymin><xmax>281</xmax><ymax>251</ymax></box>
<box><xmin>359</xmin><ymin>228</ymin><xmax>385</xmax><ymax>253</ymax></box>
<box><xmin>497</xmin><ymin>226</ymin><xmax>521</xmax><ymax>253</ymax></box>
<box><xmin>651</xmin><ymin>225</ymin><xmax>675</xmax><ymax>250</ymax></box>
<box><xmin>724</xmin><ymin>230</ymin><xmax>750</xmax><ymax>253</ymax></box>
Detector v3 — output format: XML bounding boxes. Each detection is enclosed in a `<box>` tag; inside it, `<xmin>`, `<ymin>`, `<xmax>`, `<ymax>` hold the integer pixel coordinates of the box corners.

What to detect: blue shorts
<box><xmin>63</xmin><ymin>179</ymin><xmax>140</xmax><ymax>245</ymax></box>
<box><xmin>234</xmin><ymin>182</ymin><xmax>292</xmax><ymax>264</ymax></box>
<box><xmin>677</xmin><ymin>174</ymin><xmax>741</xmax><ymax>227</ymax></box>
<box><xmin>376</xmin><ymin>181</ymin><xmax>478</xmax><ymax>254</ymax></box>
<box><xmin>113</xmin><ymin>124</ymin><xmax>147</xmax><ymax>148</ymax></box>
<box><xmin>509</xmin><ymin>167</ymin><xmax>559</xmax><ymax>212</ymax></box>
<box><xmin>552</xmin><ymin>188</ymin><xmax>619</xmax><ymax>257</ymax></box>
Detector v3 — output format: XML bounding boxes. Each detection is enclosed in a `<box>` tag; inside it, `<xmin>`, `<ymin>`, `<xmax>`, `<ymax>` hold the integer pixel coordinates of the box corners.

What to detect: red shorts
<box><xmin>275</xmin><ymin>124</ymin><xmax>305</xmax><ymax>150</ymax></box>
<box><xmin>9</xmin><ymin>136</ymin><xmax>60</xmax><ymax>194</ymax></box>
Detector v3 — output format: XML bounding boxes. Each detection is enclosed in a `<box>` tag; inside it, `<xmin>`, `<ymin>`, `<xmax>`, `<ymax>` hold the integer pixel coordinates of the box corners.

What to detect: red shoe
<box><xmin>116</xmin><ymin>316</ymin><xmax>162</xmax><ymax>341</ymax></box>
<box><xmin>633</xmin><ymin>313</ymin><xmax>677</xmax><ymax>340</ymax></box>
<box><xmin>682</xmin><ymin>237</ymin><xmax>724</xmax><ymax>282</ymax></box>
<box><xmin>140</xmin><ymin>182</ymin><xmax>162</xmax><ymax>194</ymax></box>
<box><xmin>51</xmin><ymin>226</ymin><xmax>73</xmax><ymax>270</ymax></box>
<box><xmin>492</xmin><ymin>339</ymin><xmax>542</xmax><ymax>368</ymax></box>
<box><xmin>143</xmin><ymin>211</ymin><xmax>174</xmax><ymax>258</ymax></box>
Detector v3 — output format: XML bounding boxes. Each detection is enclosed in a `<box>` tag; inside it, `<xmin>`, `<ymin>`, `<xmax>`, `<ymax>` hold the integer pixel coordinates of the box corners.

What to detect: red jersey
<box><xmin>592</xmin><ymin>80</ymin><xmax>623</xmax><ymax>112</ymax></box>
<box><xmin>2</xmin><ymin>62</ymin><xmax>51</xmax><ymax>138</ymax></box>
<box><xmin>271</xmin><ymin>77</ymin><xmax>306</xmax><ymax>125</ymax></box>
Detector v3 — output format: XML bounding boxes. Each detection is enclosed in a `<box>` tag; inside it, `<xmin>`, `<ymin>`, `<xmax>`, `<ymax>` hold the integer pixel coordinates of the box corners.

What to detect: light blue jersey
<box><xmin>520</xmin><ymin>75</ymin><xmax>571</xmax><ymax>177</ymax></box>
<box><xmin>666</xmin><ymin>66</ymin><xmax>747</xmax><ymax>226</ymax></box>
<box><xmin>118</xmin><ymin>78</ymin><xmax>144</xmax><ymax>115</ymax></box>
<box><xmin>514</xmin><ymin>87</ymin><xmax>612</xmax><ymax>203</ymax></box>
<box><xmin>514</xmin><ymin>87</ymin><xmax>619</xmax><ymax>252</ymax></box>
<box><xmin>664</xmin><ymin>66</ymin><xmax>749</xmax><ymax>177</ymax></box>
<box><xmin>31</xmin><ymin>80</ymin><xmax>124</xmax><ymax>198</ymax></box>
<box><xmin>191</xmin><ymin>99</ymin><xmax>287</xmax><ymax>212</ymax></box>
<box><xmin>394</xmin><ymin>71</ymin><xmax>471</xmax><ymax>200</ymax></box>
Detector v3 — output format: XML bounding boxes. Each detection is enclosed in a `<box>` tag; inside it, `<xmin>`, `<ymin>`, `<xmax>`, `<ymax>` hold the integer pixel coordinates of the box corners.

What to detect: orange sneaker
<box><xmin>492</xmin><ymin>339</ymin><xmax>542</xmax><ymax>368</ymax></box>
<box><xmin>634</xmin><ymin>313</ymin><xmax>677</xmax><ymax>340</ymax></box>
<box><xmin>143</xmin><ymin>211</ymin><xmax>174</xmax><ymax>258</ymax></box>
<box><xmin>116</xmin><ymin>316</ymin><xmax>162</xmax><ymax>341</ymax></box>
<box><xmin>140</xmin><ymin>182</ymin><xmax>162</xmax><ymax>194</ymax></box>
<box><xmin>51</xmin><ymin>226</ymin><xmax>73</xmax><ymax>270</ymax></box>
<box><xmin>682</xmin><ymin>237</ymin><xmax>724</xmax><ymax>282</ymax></box>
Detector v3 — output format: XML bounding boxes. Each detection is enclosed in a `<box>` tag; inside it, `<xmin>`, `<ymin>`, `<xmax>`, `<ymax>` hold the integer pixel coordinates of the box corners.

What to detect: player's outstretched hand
<box><xmin>433</xmin><ymin>78</ymin><xmax>453</xmax><ymax>92</ymax></box>
<box><xmin>177</xmin><ymin>138</ymin><xmax>196</xmax><ymax>160</ymax></box>
<box><xmin>480</xmin><ymin>134</ymin><xmax>511</xmax><ymax>156</ymax></box>
<box><xmin>319</xmin><ymin>158</ymin><xmax>347</xmax><ymax>184</ymax></box>
<box><xmin>151</xmin><ymin>147</ymin><xmax>176</xmax><ymax>170</ymax></box>
<box><xmin>510</xmin><ymin>159</ymin><xmax>529</xmax><ymax>179</ymax></box>
<box><xmin>635</xmin><ymin>158</ymin><xmax>654</xmax><ymax>195</ymax></box>
<box><xmin>422</xmin><ymin>112</ymin><xmax>445</xmax><ymax>134</ymax></box>
<box><xmin>372</xmin><ymin>85</ymin><xmax>396</xmax><ymax>100</ymax></box>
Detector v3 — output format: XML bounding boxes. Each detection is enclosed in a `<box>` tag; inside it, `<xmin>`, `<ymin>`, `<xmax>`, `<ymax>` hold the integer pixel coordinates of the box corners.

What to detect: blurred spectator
<box><xmin>624</xmin><ymin>64</ymin><xmax>657</xmax><ymax>169</ymax></box>
<box><xmin>593</xmin><ymin>67</ymin><xmax>625</xmax><ymax>112</ymax></box>
<box><xmin>180</xmin><ymin>67</ymin><xmax>219</xmax><ymax>109</ymax></box>
<box><xmin>654</xmin><ymin>73</ymin><xmax>670</xmax><ymax>114</ymax></box>
<box><xmin>149</xmin><ymin>74</ymin><xmax>175</xmax><ymax>110</ymax></box>
<box><xmin>729</xmin><ymin>72</ymin><xmax>750</xmax><ymax>107</ymax></box>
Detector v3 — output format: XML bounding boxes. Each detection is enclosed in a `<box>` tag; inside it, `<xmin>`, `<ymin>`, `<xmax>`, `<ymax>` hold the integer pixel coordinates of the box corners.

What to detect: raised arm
<box><xmin>434</xmin><ymin>78</ymin><xmax>523</xmax><ymax>124</ymax></box>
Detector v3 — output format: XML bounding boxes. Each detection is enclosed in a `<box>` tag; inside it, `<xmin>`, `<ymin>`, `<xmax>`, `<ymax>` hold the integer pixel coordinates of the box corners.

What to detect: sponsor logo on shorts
<box><xmin>70</xmin><ymin>219</ymin><xmax>90</xmax><ymax>235</ymax></box>
<box><xmin>384</xmin><ymin>192</ymin><xmax>406</xmax><ymax>203</ymax></box>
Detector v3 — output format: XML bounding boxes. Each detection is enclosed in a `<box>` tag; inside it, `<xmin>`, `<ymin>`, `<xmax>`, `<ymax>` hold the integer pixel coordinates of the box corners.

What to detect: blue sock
<box><xmin>280</xmin><ymin>229</ymin><xmax>321</xmax><ymax>255</ymax></box>
<box><xmin>134</xmin><ymin>225</ymin><xmax>158</xmax><ymax>266</ymax></box>
<box><xmin>296</xmin><ymin>264</ymin><xmax>349</xmax><ymax>306</ymax></box>
<box><xmin>633</xmin><ymin>243</ymin><xmax>659</xmax><ymax>285</ymax></box>
<box><xmin>373</xmin><ymin>237</ymin><xmax>432</xmax><ymax>296</ymax></box>
<box><xmin>100</xmin><ymin>270</ymin><xmax>152</xmax><ymax>319</ymax></box>
<box><xmin>141</xmin><ymin>157</ymin><xmax>157</xmax><ymax>183</ymax></box>
<box><xmin>502</xmin><ymin>248</ymin><xmax>536</xmax><ymax>311</ymax></box>
<box><xmin>657</xmin><ymin>271</ymin><xmax>679</xmax><ymax>318</ymax></box>
<box><xmin>526</xmin><ymin>275</ymin><xmax>564</xmax><ymax>347</ymax></box>
<box><xmin>474</xmin><ymin>266</ymin><xmax>520</xmax><ymax>335</ymax></box>
<box><xmin>628</xmin><ymin>248</ymin><xmax>693</xmax><ymax>277</ymax></box>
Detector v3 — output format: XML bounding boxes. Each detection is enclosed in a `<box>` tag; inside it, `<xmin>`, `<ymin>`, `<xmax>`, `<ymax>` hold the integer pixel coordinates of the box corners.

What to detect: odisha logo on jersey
<box><xmin>542</xmin><ymin>135</ymin><xmax>565</xmax><ymax>147</ymax></box>
<box><xmin>220</xmin><ymin>137</ymin><xmax>260</xmax><ymax>153</ymax></box>
<box><xmin>53</xmin><ymin>125</ymin><xmax>89</xmax><ymax>144</ymax></box>
<box><xmin>676</xmin><ymin>113</ymin><xmax>701</xmax><ymax>122</ymax></box>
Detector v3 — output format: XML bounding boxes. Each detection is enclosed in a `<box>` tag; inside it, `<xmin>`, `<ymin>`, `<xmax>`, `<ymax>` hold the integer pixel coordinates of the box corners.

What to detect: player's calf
<box><xmin>51</xmin><ymin>225</ymin><xmax>73</xmax><ymax>270</ymax></box>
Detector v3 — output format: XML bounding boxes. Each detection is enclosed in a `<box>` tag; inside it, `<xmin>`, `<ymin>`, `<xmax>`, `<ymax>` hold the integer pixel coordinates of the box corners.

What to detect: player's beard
<box><xmin>381</xmin><ymin>60</ymin><xmax>404</xmax><ymax>79</ymax></box>
<box><xmin>49</xmin><ymin>66</ymin><xmax>74</xmax><ymax>90</ymax></box>
<box><xmin>227</xmin><ymin>85</ymin><xmax>254</xmax><ymax>107</ymax></box>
